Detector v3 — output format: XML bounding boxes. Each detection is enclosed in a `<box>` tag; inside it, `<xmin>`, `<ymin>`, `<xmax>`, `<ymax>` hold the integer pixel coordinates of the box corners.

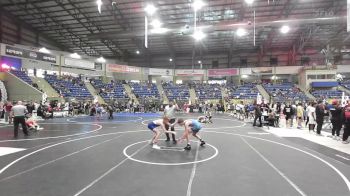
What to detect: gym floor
<box><xmin>0</xmin><ymin>113</ymin><xmax>349</xmax><ymax>196</ymax></box>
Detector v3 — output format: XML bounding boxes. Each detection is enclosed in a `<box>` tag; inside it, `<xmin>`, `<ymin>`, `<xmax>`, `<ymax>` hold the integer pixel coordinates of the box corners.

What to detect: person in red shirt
<box><xmin>4</xmin><ymin>101</ymin><xmax>13</xmax><ymax>124</ymax></box>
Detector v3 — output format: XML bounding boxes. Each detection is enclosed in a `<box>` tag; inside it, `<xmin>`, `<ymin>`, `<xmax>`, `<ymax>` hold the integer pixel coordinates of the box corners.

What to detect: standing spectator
<box><xmin>330</xmin><ymin>100</ymin><xmax>342</xmax><ymax>140</ymax></box>
<box><xmin>296</xmin><ymin>103</ymin><xmax>304</xmax><ymax>129</ymax></box>
<box><xmin>4</xmin><ymin>101</ymin><xmax>13</xmax><ymax>124</ymax></box>
<box><xmin>342</xmin><ymin>101</ymin><xmax>350</xmax><ymax>144</ymax></box>
<box><xmin>10</xmin><ymin>101</ymin><xmax>29</xmax><ymax>138</ymax></box>
<box><xmin>305</xmin><ymin>102</ymin><xmax>312</xmax><ymax>127</ymax></box>
<box><xmin>315</xmin><ymin>101</ymin><xmax>325</xmax><ymax>136</ymax></box>
<box><xmin>283</xmin><ymin>103</ymin><xmax>292</xmax><ymax>128</ymax></box>
<box><xmin>253</xmin><ymin>104</ymin><xmax>262</xmax><ymax>127</ymax></box>
<box><xmin>308</xmin><ymin>102</ymin><xmax>316</xmax><ymax>132</ymax></box>
<box><xmin>0</xmin><ymin>101</ymin><xmax>4</xmax><ymax>119</ymax></box>
<box><xmin>107</xmin><ymin>105</ymin><xmax>114</xmax><ymax>119</ymax></box>
<box><xmin>290</xmin><ymin>103</ymin><xmax>296</xmax><ymax>128</ymax></box>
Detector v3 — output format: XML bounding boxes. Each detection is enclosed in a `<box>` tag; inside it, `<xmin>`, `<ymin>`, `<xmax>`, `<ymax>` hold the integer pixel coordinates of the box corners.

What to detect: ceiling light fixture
<box><xmin>169</xmin><ymin>58</ymin><xmax>173</xmax><ymax>62</ymax></box>
<box><xmin>151</xmin><ymin>19</ymin><xmax>162</xmax><ymax>29</ymax></box>
<box><xmin>144</xmin><ymin>4</ymin><xmax>157</xmax><ymax>15</ymax></box>
<box><xmin>96</xmin><ymin>0</ymin><xmax>103</xmax><ymax>14</ymax></box>
<box><xmin>198</xmin><ymin>60</ymin><xmax>202</xmax><ymax>64</ymax></box>
<box><xmin>192</xmin><ymin>30</ymin><xmax>206</xmax><ymax>41</ymax></box>
<box><xmin>70</xmin><ymin>53</ymin><xmax>81</xmax><ymax>59</ymax></box>
<box><xmin>136</xmin><ymin>50</ymin><xmax>140</xmax><ymax>54</ymax></box>
<box><xmin>236</xmin><ymin>28</ymin><xmax>247</xmax><ymax>37</ymax></box>
<box><xmin>97</xmin><ymin>57</ymin><xmax>106</xmax><ymax>63</ymax></box>
<box><xmin>193</xmin><ymin>0</ymin><xmax>206</xmax><ymax>11</ymax></box>
<box><xmin>39</xmin><ymin>47</ymin><xmax>50</xmax><ymax>54</ymax></box>
<box><xmin>280</xmin><ymin>25</ymin><xmax>290</xmax><ymax>34</ymax></box>
<box><xmin>244</xmin><ymin>0</ymin><xmax>254</xmax><ymax>5</ymax></box>
<box><xmin>150</xmin><ymin>28</ymin><xmax>170</xmax><ymax>34</ymax></box>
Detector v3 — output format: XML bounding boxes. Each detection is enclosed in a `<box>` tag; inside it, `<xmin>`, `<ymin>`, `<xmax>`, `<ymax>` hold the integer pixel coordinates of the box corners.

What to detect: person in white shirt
<box><xmin>305</xmin><ymin>103</ymin><xmax>312</xmax><ymax>127</ymax></box>
<box><xmin>164</xmin><ymin>102</ymin><xmax>179</xmax><ymax>144</ymax></box>
<box><xmin>11</xmin><ymin>101</ymin><xmax>29</xmax><ymax>138</ymax></box>
<box><xmin>307</xmin><ymin>103</ymin><xmax>316</xmax><ymax>132</ymax></box>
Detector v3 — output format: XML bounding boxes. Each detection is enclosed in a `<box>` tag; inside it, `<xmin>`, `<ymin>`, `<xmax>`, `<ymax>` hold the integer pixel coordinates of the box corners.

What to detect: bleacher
<box><xmin>90</xmin><ymin>79</ymin><xmax>128</xmax><ymax>100</ymax></box>
<box><xmin>129</xmin><ymin>82</ymin><xmax>160</xmax><ymax>99</ymax></box>
<box><xmin>162</xmin><ymin>82</ymin><xmax>190</xmax><ymax>101</ymax></box>
<box><xmin>263</xmin><ymin>83</ymin><xmax>309</xmax><ymax>102</ymax></box>
<box><xmin>342</xmin><ymin>80</ymin><xmax>350</xmax><ymax>90</ymax></box>
<box><xmin>312</xmin><ymin>90</ymin><xmax>344</xmax><ymax>99</ymax></box>
<box><xmin>10</xmin><ymin>70</ymin><xmax>32</xmax><ymax>85</ymax></box>
<box><xmin>45</xmin><ymin>74</ymin><xmax>92</xmax><ymax>100</ymax></box>
<box><xmin>194</xmin><ymin>84</ymin><xmax>222</xmax><ymax>100</ymax></box>
<box><xmin>229</xmin><ymin>83</ymin><xmax>258</xmax><ymax>99</ymax></box>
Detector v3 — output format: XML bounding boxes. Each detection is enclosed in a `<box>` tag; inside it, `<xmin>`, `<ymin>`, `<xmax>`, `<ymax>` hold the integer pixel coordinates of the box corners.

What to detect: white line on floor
<box><xmin>186</xmin><ymin>142</ymin><xmax>200</xmax><ymax>196</ymax></box>
<box><xmin>73</xmin><ymin>143</ymin><xmax>148</xmax><ymax>196</ymax></box>
<box><xmin>0</xmin><ymin>130</ymin><xmax>147</xmax><ymax>175</ymax></box>
<box><xmin>0</xmin><ymin>123</ymin><xmax>102</xmax><ymax>143</ymax></box>
<box><xmin>158</xmin><ymin>148</ymin><xmax>185</xmax><ymax>152</ymax></box>
<box><xmin>248</xmin><ymin>132</ymin><xmax>271</xmax><ymax>135</ymax></box>
<box><xmin>241</xmin><ymin>137</ymin><xmax>307</xmax><ymax>196</ymax></box>
<box><xmin>0</xmin><ymin>134</ymin><xmax>124</xmax><ymax>182</ymax></box>
<box><xmin>336</xmin><ymin>154</ymin><xmax>350</xmax><ymax>161</ymax></box>
<box><xmin>204</xmin><ymin>130</ymin><xmax>350</xmax><ymax>192</ymax></box>
<box><xmin>0</xmin><ymin>147</ymin><xmax>26</xmax><ymax>157</ymax></box>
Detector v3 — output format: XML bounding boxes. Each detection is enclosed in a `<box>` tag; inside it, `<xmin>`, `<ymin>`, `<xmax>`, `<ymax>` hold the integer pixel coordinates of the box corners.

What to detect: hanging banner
<box><xmin>65</xmin><ymin>58</ymin><xmax>95</xmax><ymax>70</ymax></box>
<box><xmin>275</xmin><ymin>66</ymin><xmax>303</xmax><ymax>74</ymax></box>
<box><xmin>175</xmin><ymin>69</ymin><xmax>205</xmax><ymax>76</ymax></box>
<box><xmin>107</xmin><ymin>64</ymin><xmax>141</xmax><ymax>73</ymax></box>
<box><xmin>240</xmin><ymin>68</ymin><xmax>252</xmax><ymax>75</ymax></box>
<box><xmin>342</xmin><ymin>92</ymin><xmax>349</xmax><ymax>107</ymax></box>
<box><xmin>5</xmin><ymin>45</ymin><xmax>57</xmax><ymax>63</ymax></box>
<box><xmin>257</xmin><ymin>93</ymin><xmax>262</xmax><ymax>105</ymax></box>
<box><xmin>149</xmin><ymin>68</ymin><xmax>174</xmax><ymax>76</ymax></box>
<box><xmin>208</xmin><ymin>68</ymin><xmax>238</xmax><ymax>76</ymax></box>
<box><xmin>251</xmin><ymin>67</ymin><xmax>273</xmax><ymax>74</ymax></box>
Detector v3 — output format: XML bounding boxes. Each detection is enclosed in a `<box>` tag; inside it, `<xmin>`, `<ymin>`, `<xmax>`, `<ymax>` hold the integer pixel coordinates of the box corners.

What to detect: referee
<box><xmin>164</xmin><ymin>102</ymin><xmax>179</xmax><ymax>144</ymax></box>
<box><xmin>11</xmin><ymin>101</ymin><xmax>29</xmax><ymax>138</ymax></box>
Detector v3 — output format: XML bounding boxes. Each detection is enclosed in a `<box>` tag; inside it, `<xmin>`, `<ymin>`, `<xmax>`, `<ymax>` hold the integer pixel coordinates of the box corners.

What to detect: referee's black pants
<box><xmin>165</xmin><ymin>118</ymin><xmax>176</xmax><ymax>141</ymax></box>
<box><xmin>13</xmin><ymin>116</ymin><xmax>29</xmax><ymax>138</ymax></box>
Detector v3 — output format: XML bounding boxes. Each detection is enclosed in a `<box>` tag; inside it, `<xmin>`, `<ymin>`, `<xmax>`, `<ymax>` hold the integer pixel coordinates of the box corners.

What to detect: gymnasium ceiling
<box><xmin>0</xmin><ymin>0</ymin><xmax>348</xmax><ymax>61</ymax></box>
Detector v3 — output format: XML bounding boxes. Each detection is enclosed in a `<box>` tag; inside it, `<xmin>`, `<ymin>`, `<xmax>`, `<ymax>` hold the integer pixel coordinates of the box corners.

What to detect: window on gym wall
<box><xmin>326</xmin><ymin>74</ymin><xmax>335</xmax><ymax>79</ymax></box>
<box><xmin>317</xmin><ymin>75</ymin><xmax>326</xmax><ymax>79</ymax></box>
<box><xmin>307</xmin><ymin>75</ymin><xmax>316</xmax><ymax>79</ymax></box>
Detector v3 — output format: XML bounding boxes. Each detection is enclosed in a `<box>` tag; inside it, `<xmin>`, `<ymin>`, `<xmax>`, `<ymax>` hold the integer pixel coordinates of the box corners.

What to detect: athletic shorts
<box><xmin>148</xmin><ymin>122</ymin><xmax>160</xmax><ymax>131</ymax></box>
<box><xmin>285</xmin><ymin>115</ymin><xmax>291</xmax><ymax>120</ymax></box>
<box><xmin>191</xmin><ymin>120</ymin><xmax>202</xmax><ymax>133</ymax></box>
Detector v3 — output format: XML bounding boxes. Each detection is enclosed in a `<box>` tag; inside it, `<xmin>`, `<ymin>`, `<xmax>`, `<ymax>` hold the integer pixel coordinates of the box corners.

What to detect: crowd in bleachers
<box><xmin>90</xmin><ymin>79</ymin><xmax>128</xmax><ymax>101</ymax></box>
<box><xmin>10</xmin><ymin>70</ymin><xmax>33</xmax><ymax>85</ymax></box>
<box><xmin>129</xmin><ymin>82</ymin><xmax>160</xmax><ymax>99</ymax></box>
<box><xmin>264</xmin><ymin>83</ymin><xmax>309</xmax><ymax>102</ymax></box>
<box><xmin>45</xmin><ymin>74</ymin><xmax>92</xmax><ymax>100</ymax></box>
<box><xmin>228</xmin><ymin>83</ymin><xmax>258</xmax><ymax>99</ymax></box>
<box><xmin>312</xmin><ymin>89</ymin><xmax>343</xmax><ymax>99</ymax></box>
<box><xmin>342</xmin><ymin>80</ymin><xmax>350</xmax><ymax>90</ymax></box>
<box><xmin>194</xmin><ymin>83</ymin><xmax>222</xmax><ymax>100</ymax></box>
<box><xmin>162</xmin><ymin>82</ymin><xmax>190</xmax><ymax>101</ymax></box>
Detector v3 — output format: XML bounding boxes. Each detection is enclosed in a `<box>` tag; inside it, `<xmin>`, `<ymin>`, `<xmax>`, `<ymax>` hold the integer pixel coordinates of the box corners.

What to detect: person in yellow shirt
<box><xmin>296</xmin><ymin>103</ymin><xmax>304</xmax><ymax>129</ymax></box>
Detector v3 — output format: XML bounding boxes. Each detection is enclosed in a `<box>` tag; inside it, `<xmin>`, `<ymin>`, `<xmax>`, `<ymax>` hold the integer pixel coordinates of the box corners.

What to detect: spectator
<box><xmin>315</xmin><ymin>101</ymin><xmax>325</xmax><ymax>136</ymax></box>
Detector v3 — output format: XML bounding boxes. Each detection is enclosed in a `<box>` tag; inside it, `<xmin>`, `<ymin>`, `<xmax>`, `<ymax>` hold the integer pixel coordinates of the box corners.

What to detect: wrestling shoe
<box><xmin>152</xmin><ymin>144</ymin><xmax>161</xmax><ymax>149</ymax></box>
<box><xmin>184</xmin><ymin>144</ymin><xmax>191</xmax><ymax>150</ymax></box>
<box><xmin>200</xmin><ymin>140</ymin><xmax>206</xmax><ymax>147</ymax></box>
